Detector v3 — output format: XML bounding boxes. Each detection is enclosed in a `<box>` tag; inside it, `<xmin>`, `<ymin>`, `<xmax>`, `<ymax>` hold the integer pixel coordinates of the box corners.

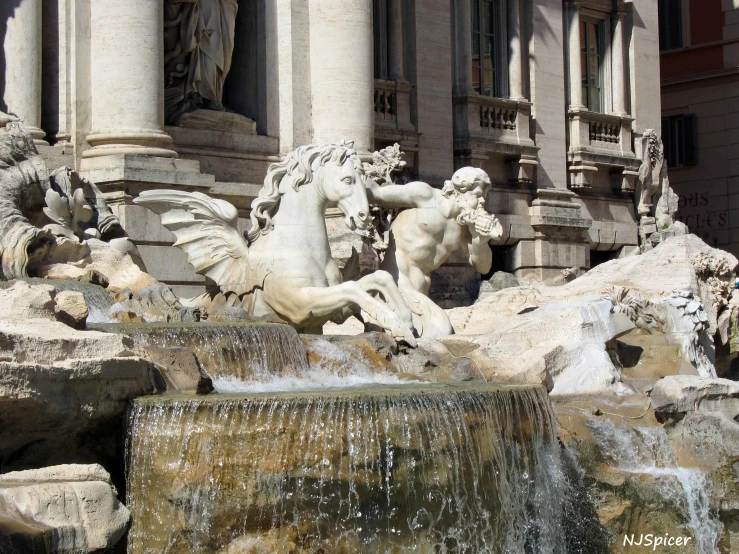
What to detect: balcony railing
<box><xmin>374</xmin><ymin>79</ymin><xmax>414</xmax><ymax>132</ymax></box>
<box><xmin>567</xmin><ymin>108</ymin><xmax>637</xmax><ymax>189</ymax></box>
<box><xmin>454</xmin><ymin>95</ymin><xmax>531</xmax><ymax>144</ymax></box>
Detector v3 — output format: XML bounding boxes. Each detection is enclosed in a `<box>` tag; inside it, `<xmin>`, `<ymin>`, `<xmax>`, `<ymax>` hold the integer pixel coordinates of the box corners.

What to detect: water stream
<box><xmin>94</xmin><ymin>322</ymin><xmax>309</xmax><ymax>383</ymax></box>
<box><xmin>587</xmin><ymin>418</ymin><xmax>723</xmax><ymax>554</ymax></box>
<box><xmin>126</xmin><ymin>383</ymin><xmax>580</xmax><ymax>554</ymax></box>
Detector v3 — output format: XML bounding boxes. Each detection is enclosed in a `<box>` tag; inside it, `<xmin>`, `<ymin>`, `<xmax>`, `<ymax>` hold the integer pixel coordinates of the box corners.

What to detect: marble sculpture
<box><xmin>164</xmin><ymin>0</ymin><xmax>239</xmax><ymax>124</ymax></box>
<box><xmin>137</xmin><ymin>141</ymin><xmax>505</xmax><ymax>342</ymax></box>
<box><xmin>136</xmin><ymin>142</ymin><xmax>418</xmax><ymax>345</ymax></box>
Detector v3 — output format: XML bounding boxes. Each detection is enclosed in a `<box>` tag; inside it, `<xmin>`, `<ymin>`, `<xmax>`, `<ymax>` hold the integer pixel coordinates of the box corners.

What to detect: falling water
<box><xmin>3</xmin><ymin>277</ymin><xmax>115</xmax><ymax>323</ymax></box>
<box><xmin>587</xmin><ymin>418</ymin><xmax>723</xmax><ymax>554</ymax></box>
<box><xmin>94</xmin><ymin>322</ymin><xmax>309</xmax><ymax>383</ymax></box>
<box><xmin>126</xmin><ymin>383</ymin><xmax>576</xmax><ymax>554</ymax></box>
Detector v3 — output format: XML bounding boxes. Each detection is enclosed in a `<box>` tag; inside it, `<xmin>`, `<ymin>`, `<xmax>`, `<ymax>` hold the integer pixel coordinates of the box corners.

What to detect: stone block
<box><xmin>54</xmin><ymin>290</ymin><xmax>88</xmax><ymax>330</ymax></box>
<box><xmin>143</xmin><ymin>346</ymin><xmax>213</xmax><ymax>394</ymax></box>
<box><xmin>115</xmin><ymin>203</ymin><xmax>175</xmax><ymax>243</ymax></box>
<box><xmin>137</xmin><ymin>245</ymin><xmax>205</xmax><ymax>284</ymax></box>
<box><xmin>0</xmin><ymin>465</ymin><xmax>130</xmax><ymax>553</ymax></box>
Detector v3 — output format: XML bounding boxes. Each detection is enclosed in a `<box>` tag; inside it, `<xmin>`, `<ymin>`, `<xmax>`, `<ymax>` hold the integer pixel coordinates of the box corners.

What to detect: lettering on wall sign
<box><xmin>676</xmin><ymin>193</ymin><xmax>727</xmax><ymax>249</ymax></box>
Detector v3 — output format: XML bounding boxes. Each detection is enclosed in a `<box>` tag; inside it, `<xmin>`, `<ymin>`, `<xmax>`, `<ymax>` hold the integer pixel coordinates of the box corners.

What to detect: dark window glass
<box><xmin>662</xmin><ymin>114</ymin><xmax>698</xmax><ymax>167</ymax></box>
<box><xmin>658</xmin><ymin>0</ymin><xmax>683</xmax><ymax>51</ymax></box>
<box><xmin>580</xmin><ymin>20</ymin><xmax>603</xmax><ymax>113</ymax></box>
<box><xmin>471</xmin><ymin>0</ymin><xmax>503</xmax><ymax>97</ymax></box>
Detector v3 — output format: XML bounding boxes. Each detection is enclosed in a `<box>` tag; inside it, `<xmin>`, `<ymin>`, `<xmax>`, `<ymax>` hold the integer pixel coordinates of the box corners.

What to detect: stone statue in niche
<box><xmin>164</xmin><ymin>0</ymin><xmax>247</xmax><ymax>128</ymax></box>
<box><xmin>135</xmin><ymin>142</ymin><xmax>417</xmax><ymax>345</ymax></box>
<box><xmin>365</xmin><ymin>149</ymin><xmax>503</xmax><ymax>338</ymax></box>
<box><xmin>635</xmin><ymin>129</ymin><xmax>685</xmax><ymax>251</ymax></box>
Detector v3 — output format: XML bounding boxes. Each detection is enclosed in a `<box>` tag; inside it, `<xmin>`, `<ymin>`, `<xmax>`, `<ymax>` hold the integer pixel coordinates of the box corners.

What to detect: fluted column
<box><xmin>612</xmin><ymin>10</ymin><xmax>627</xmax><ymax>115</ymax></box>
<box><xmin>308</xmin><ymin>0</ymin><xmax>374</xmax><ymax>153</ymax></box>
<box><xmin>453</xmin><ymin>0</ymin><xmax>475</xmax><ymax>94</ymax></box>
<box><xmin>55</xmin><ymin>0</ymin><xmax>72</xmax><ymax>145</ymax></box>
<box><xmin>508</xmin><ymin>0</ymin><xmax>524</xmax><ymax>100</ymax></box>
<box><xmin>3</xmin><ymin>0</ymin><xmax>47</xmax><ymax>144</ymax></box>
<box><xmin>387</xmin><ymin>0</ymin><xmax>406</xmax><ymax>82</ymax></box>
<box><xmin>566</xmin><ymin>1</ymin><xmax>584</xmax><ymax>110</ymax></box>
<box><xmin>83</xmin><ymin>0</ymin><xmax>176</xmax><ymax>158</ymax></box>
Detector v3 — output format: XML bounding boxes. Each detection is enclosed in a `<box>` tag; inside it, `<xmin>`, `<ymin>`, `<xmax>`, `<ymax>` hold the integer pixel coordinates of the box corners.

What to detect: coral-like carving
<box><xmin>601</xmin><ymin>286</ymin><xmax>657</xmax><ymax>328</ymax></box>
<box><xmin>690</xmin><ymin>252</ymin><xmax>735</xmax><ymax>313</ymax></box>
<box><xmin>362</xmin><ymin>143</ymin><xmax>406</xmax><ymax>186</ymax></box>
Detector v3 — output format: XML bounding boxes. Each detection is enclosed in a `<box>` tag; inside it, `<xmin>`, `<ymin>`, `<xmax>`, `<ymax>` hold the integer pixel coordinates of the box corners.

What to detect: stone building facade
<box><xmin>660</xmin><ymin>0</ymin><xmax>739</xmax><ymax>258</ymax></box>
<box><xmin>1</xmin><ymin>0</ymin><xmax>661</xmax><ymax>296</ymax></box>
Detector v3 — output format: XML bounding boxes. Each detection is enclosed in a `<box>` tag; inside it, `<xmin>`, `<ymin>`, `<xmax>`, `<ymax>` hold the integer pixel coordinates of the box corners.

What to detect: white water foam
<box><xmin>213</xmin><ymin>336</ymin><xmax>413</xmax><ymax>393</ymax></box>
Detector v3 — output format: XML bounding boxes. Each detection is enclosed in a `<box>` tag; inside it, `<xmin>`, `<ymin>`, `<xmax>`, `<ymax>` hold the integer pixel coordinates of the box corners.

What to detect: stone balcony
<box><xmin>567</xmin><ymin>108</ymin><xmax>640</xmax><ymax>192</ymax></box>
<box><xmin>452</xmin><ymin>94</ymin><xmax>538</xmax><ymax>185</ymax></box>
<box><xmin>374</xmin><ymin>79</ymin><xmax>419</xmax><ymax>172</ymax></box>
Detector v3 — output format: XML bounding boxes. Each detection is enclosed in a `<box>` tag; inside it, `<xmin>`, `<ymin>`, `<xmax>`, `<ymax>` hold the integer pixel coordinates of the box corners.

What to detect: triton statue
<box><xmin>367</xmin><ymin>166</ymin><xmax>503</xmax><ymax>338</ymax></box>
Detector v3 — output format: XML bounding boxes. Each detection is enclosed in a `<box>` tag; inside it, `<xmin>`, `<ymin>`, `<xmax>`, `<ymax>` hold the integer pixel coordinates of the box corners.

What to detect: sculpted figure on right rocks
<box><xmin>367</xmin><ymin>166</ymin><xmax>503</xmax><ymax>338</ymax></box>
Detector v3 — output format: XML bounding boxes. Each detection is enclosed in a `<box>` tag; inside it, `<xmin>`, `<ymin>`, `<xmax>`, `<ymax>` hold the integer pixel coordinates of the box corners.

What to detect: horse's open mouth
<box><xmin>345</xmin><ymin>215</ymin><xmax>371</xmax><ymax>237</ymax></box>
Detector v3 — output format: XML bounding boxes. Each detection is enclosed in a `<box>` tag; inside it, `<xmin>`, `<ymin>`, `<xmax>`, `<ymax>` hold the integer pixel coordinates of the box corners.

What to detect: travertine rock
<box><xmin>651</xmin><ymin>375</ymin><xmax>739</xmax><ymax>421</ymax></box>
<box><xmin>54</xmin><ymin>290</ymin><xmax>88</xmax><ymax>329</ymax></box>
<box><xmin>0</xmin><ymin>280</ymin><xmax>57</xmax><ymax>321</ymax></box>
<box><xmin>0</xmin><ymin>464</ymin><xmax>130</xmax><ymax>553</ymax></box>
<box><xmin>0</xmin><ymin>356</ymin><xmax>161</xmax><ymax>470</ymax></box>
<box><xmin>143</xmin><ymin>345</ymin><xmax>213</xmax><ymax>394</ymax></box>
<box><xmin>0</xmin><ymin>320</ymin><xmax>133</xmax><ymax>365</ymax></box>
<box><xmin>446</xmin><ymin>235</ymin><xmax>737</xmax><ymax>396</ymax></box>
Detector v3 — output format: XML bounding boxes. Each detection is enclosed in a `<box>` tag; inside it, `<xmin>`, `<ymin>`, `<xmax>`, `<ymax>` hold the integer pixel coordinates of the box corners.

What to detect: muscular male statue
<box><xmin>366</xmin><ymin>167</ymin><xmax>503</xmax><ymax>338</ymax></box>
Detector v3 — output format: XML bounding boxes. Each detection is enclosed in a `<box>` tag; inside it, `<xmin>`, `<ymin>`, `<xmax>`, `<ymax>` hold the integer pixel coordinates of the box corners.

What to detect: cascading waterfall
<box><xmin>587</xmin><ymin>418</ymin><xmax>723</xmax><ymax>554</ymax></box>
<box><xmin>94</xmin><ymin>322</ymin><xmax>309</xmax><ymax>384</ymax></box>
<box><xmin>126</xmin><ymin>383</ymin><xmax>579</xmax><ymax>554</ymax></box>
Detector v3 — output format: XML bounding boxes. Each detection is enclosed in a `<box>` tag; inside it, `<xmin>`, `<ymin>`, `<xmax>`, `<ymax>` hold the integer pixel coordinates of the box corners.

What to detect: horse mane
<box><xmin>247</xmin><ymin>141</ymin><xmax>360</xmax><ymax>243</ymax></box>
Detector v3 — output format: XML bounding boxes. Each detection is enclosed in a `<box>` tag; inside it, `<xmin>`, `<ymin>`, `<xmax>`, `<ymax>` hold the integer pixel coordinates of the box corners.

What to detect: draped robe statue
<box><xmin>164</xmin><ymin>0</ymin><xmax>238</xmax><ymax>125</ymax></box>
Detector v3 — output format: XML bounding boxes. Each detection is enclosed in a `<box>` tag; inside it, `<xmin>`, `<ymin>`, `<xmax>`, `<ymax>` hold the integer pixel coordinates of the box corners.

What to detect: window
<box><xmin>662</xmin><ymin>114</ymin><xmax>697</xmax><ymax>167</ymax></box>
<box><xmin>374</xmin><ymin>0</ymin><xmax>389</xmax><ymax>79</ymax></box>
<box><xmin>658</xmin><ymin>0</ymin><xmax>683</xmax><ymax>51</ymax></box>
<box><xmin>471</xmin><ymin>0</ymin><xmax>506</xmax><ymax>97</ymax></box>
<box><xmin>580</xmin><ymin>19</ymin><xmax>604</xmax><ymax>113</ymax></box>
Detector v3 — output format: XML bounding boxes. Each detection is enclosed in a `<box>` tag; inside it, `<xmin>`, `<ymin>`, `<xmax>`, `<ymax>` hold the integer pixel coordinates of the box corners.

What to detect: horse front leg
<box><xmin>354</xmin><ymin>270</ymin><xmax>414</xmax><ymax>330</ymax></box>
<box><xmin>264</xmin><ymin>282</ymin><xmax>417</xmax><ymax>347</ymax></box>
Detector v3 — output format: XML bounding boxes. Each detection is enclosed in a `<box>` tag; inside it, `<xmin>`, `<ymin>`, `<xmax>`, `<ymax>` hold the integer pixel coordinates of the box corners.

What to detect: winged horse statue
<box><xmin>135</xmin><ymin>142</ymin><xmax>417</xmax><ymax>346</ymax></box>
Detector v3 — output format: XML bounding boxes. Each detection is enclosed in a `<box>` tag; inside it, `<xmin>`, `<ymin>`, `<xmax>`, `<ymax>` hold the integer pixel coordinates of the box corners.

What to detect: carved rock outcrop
<box><xmin>446</xmin><ymin>234</ymin><xmax>738</xmax><ymax>396</ymax></box>
<box><xmin>0</xmin><ymin>464</ymin><xmax>130</xmax><ymax>553</ymax></box>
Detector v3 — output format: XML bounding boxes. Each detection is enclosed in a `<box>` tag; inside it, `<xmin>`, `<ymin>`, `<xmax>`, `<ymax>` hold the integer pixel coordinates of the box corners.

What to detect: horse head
<box><xmin>316</xmin><ymin>141</ymin><xmax>371</xmax><ymax>235</ymax></box>
<box><xmin>248</xmin><ymin>141</ymin><xmax>371</xmax><ymax>242</ymax></box>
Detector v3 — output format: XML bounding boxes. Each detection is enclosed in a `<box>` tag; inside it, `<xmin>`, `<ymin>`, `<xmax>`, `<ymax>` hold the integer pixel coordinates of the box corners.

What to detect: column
<box><xmin>507</xmin><ymin>0</ymin><xmax>524</xmax><ymax>100</ymax></box>
<box><xmin>453</xmin><ymin>0</ymin><xmax>475</xmax><ymax>94</ymax></box>
<box><xmin>3</xmin><ymin>0</ymin><xmax>47</xmax><ymax>144</ymax></box>
<box><xmin>611</xmin><ymin>10</ymin><xmax>627</xmax><ymax>115</ymax></box>
<box><xmin>308</xmin><ymin>0</ymin><xmax>374</xmax><ymax>153</ymax></box>
<box><xmin>56</xmin><ymin>0</ymin><xmax>72</xmax><ymax>145</ymax></box>
<box><xmin>388</xmin><ymin>0</ymin><xmax>406</xmax><ymax>82</ymax></box>
<box><xmin>566</xmin><ymin>1</ymin><xmax>584</xmax><ymax>109</ymax></box>
<box><xmin>83</xmin><ymin>0</ymin><xmax>176</xmax><ymax>159</ymax></box>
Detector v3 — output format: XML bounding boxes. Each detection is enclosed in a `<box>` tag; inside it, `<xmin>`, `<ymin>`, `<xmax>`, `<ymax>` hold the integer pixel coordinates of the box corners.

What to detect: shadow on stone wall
<box><xmin>0</xmin><ymin>0</ymin><xmax>24</xmax><ymax>113</ymax></box>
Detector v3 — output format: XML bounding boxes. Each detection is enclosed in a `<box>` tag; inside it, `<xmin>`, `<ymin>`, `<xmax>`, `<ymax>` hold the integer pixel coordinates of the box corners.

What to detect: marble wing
<box><xmin>134</xmin><ymin>190</ymin><xmax>251</xmax><ymax>295</ymax></box>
